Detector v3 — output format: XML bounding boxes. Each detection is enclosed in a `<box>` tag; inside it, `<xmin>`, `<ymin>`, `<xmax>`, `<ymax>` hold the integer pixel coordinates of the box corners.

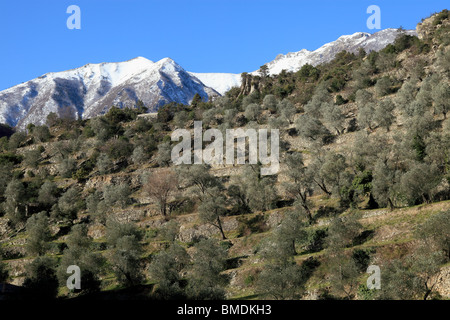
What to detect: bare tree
<box><xmin>144</xmin><ymin>169</ymin><xmax>178</xmax><ymax>219</ymax></box>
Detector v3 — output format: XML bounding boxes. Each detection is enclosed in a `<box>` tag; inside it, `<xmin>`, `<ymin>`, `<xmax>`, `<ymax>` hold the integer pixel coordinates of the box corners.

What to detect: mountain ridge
<box><xmin>251</xmin><ymin>28</ymin><xmax>417</xmax><ymax>75</ymax></box>
<box><xmin>0</xmin><ymin>28</ymin><xmax>417</xmax><ymax>129</ymax></box>
<box><xmin>0</xmin><ymin>57</ymin><xmax>219</xmax><ymax>129</ymax></box>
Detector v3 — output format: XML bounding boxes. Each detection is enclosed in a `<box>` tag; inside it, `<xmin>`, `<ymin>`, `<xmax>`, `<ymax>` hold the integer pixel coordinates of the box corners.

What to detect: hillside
<box><xmin>0</xmin><ymin>10</ymin><xmax>449</xmax><ymax>301</ymax></box>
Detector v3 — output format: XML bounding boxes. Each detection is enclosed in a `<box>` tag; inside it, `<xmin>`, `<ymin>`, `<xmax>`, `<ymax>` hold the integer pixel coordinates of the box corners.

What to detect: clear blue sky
<box><xmin>0</xmin><ymin>0</ymin><xmax>447</xmax><ymax>91</ymax></box>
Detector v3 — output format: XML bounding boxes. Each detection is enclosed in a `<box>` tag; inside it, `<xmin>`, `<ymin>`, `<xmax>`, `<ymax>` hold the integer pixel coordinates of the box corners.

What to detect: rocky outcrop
<box><xmin>434</xmin><ymin>265</ymin><xmax>450</xmax><ymax>298</ymax></box>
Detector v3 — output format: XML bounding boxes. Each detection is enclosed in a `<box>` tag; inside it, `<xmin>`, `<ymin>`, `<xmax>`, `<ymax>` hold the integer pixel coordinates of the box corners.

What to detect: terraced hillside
<box><xmin>0</xmin><ymin>10</ymin><xmax>449</xmax><ymax>300</ymax></box>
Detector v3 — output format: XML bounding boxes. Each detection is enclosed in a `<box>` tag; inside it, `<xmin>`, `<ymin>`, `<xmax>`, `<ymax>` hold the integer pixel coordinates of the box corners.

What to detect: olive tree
<box><xmin>102</xmin><ymin>183</ymin><xmax>131</xmax><ymax>209</ymax></box>
<box><xmin>399</xmin><ymin>162</ymin><xmax>441</xmax><ymax>205</ymax></box>
<box><xmin>23</xmin><ymin>256</ymin><xmax>59</xmax><ymax>299</ymax></box>
<box><xmin>8</xmin><ymin>131</ymin><xmax>27</xmax><ymax>150</ymax></box>
<box><xmin>24</xmin><ymin>149</ymin><xmax>41</xmax><ymax>169</ymax></box>
<box><xmin>106</xmin><ymin>220</ymin><xmax>144</xmax><ymax>287</ymax></box>
<box><xmin>372</xmin><ymin>159</ymin><xmax>397</xmax><ymax>209</ymax></box>
<box><xmin>278</xmin><ymin>99</ymin><xmax>296</xmax><ymax>123</ymax></box>
<box><xmin>32</xmin><ymin>125</ymin><xmax>51</xmax><ymax>143</ymax></box>
<box><xmin>374</xmin><ymin>99</ymin><xmax>395</xmax><ymax>131</ymax></box>
<box><xmin>148</xmin><ymin>244</ymin><xmax>190</xmax><ymax>299</ymax></box>
<box><xmin>321</xmin><ymin>102</ymin><xmax>345</xmax><ymax>135</ymax></box>
<box><xmin>263</xmin><ymin>94</ymin><xmax>278</xmax><ymax>113</ymax></box>
<box><xmin>25</xmin><ymin>211</ymin><xmax>51</xmax><ymax>256</ymax></box>
<box><xmin>357</xmin><ymin>102</ymin><xmax>376</xmax><ymax>131</ymax></box>
<box><xmin>283</xmin><ymin>152</ymin><xmax>314</xmax><ymax>222</ymax></box>
<box><xmin>415</xmin><ymin>210</ymin><xmax>450</xmax><ymax>260</ymax></box>
<box><xmin>176</xmin><ymin>164</ymin><xmax>222</xmax><ymax>201</ymax></box>
<box><xmin>375</xmin><ymin>76</ymin><xmax>392</xmax><ymax>97</ymax></box>
<box><xmin>198</xmin><ymin>187</ymin><xmax>228</xmax><ymax>239</ymax></box>
<box><xmin>239</xmin><ymin>164</ymin><xmax>277</xmax><ymax>213</ymax></box>
<box><xmin>3</xmin><ymin>179</ymin><xmax>27</xmax><ymax>226</ymax></box>
<box><xmin>295</xmin><ymin>114</ymin><xmax>331</xmax><ymax>143</ymax></box>
<box><xmin>57</xmin><ymin>224</ymin><xmax>104</xmax><ymax>294</ymax></box>
<box><xmin>186</xmin><ymin>238</ymin><xmax>228</xmax><ymax>300</ymax></box>
<box><xmin>256</xmin><ymin>212</ymin><xmax>310</xmax><ymax>299</ymax></box>
<box><xmin>379</xmin><ymin>249</ymin><xmax>444</xmax><ymax>300</ymax></box>
<box><xmin>431</xmin><ymin>81</ymin><xmax>450</xmax><ymax>119</ymax></box>
<box><xmin>58</xmin><ymin>157</ymin><xmax>77</xmax><ymax>178</ymax></box>
<box><xmin>38</xmin><ymin>180</ymin><xmax>59</xmax><ymax>207</ymax></box>
<box><xmin>244</xmin><ymin>103</ymin><xmax>262</xmax><ymax>123</ymax></box>
<box><xmin>155</xmin><ymin>142</ymin><xmax>172</xmax><ymax>167</ymax></box>
<box><xmin>56</xmin><ymin>185</ymin><xmax>84</xmax><ymax>221</ymax></box>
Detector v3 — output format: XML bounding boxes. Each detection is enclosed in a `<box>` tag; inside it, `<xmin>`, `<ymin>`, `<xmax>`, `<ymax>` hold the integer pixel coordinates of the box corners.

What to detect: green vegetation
<box><xmin>0</xmin><ymin>10</ymin><xmax>449</xmax><ymax>300</ymax></box>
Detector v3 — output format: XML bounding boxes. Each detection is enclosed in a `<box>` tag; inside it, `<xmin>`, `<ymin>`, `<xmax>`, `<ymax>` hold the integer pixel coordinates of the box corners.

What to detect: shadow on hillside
<box><xmin>353</xmin><ymin>230</ymin><xmax>375</xmax><ymax>246</ymax></box>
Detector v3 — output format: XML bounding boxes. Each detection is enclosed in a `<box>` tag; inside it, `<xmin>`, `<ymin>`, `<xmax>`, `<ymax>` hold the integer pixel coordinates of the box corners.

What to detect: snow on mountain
<box><xmin>251</xmin><ymin>28</ymin><xmax>417</xmax><ymax>75</ymax></box>
<box><xmin>0</xmin><ymin>28</ymin><xmax>418</xmax><ymax>129</ymax></box>
<box><xmin>0</xmin><ymin>57</ymin><xmax>219</xmax><ymax>129</ymax></box>
<box><xmin>189</xmin><ymin>72</ymin><xmax>242</xmax><ymax>95</ymax></box>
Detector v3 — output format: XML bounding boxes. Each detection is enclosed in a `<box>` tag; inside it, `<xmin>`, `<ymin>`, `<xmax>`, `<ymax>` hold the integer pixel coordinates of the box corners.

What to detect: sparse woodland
<box><xmin>0</xmin><ymin>10</ymin><xmax>449</xmax><ymax>300</ymax></box>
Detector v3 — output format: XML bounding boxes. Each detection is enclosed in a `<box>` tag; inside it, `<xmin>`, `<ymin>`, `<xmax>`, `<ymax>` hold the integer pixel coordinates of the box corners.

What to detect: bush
<box><xmin>237</xmin><ymin>214</ymin><xmax>268</xmax><ymax>236</ymax></box>
<box><xmin>23</xmin><ymin>256</ymin><xmax>59</xmax><ymax>299</ymax></box>
<box><xmin>25</xmin><ymin>212</ymin><xmax>51</xmax><ymax>256</ymax></box>
<box><xmin>31</xmin><ymin>125</ymin><xmax>51</xmax><ymax>143</ymax></box>
<box><xmin>57</xmin><ymin>186</ymin><xmax>84</xmax><ymax>221</ymax></box>
<box><xmin>102</xmin><ymin>138</ymin><xmax>133</xmax><ymax>160</ymax></box>
<box><xmin>24</xmin><ymin>149</ymin><xmax>41</xmax><ymax>169</ymax></box>
<box><xmin>96</xmin><ymin>153</ymin><xmax>113</xmax><ymax>175</ymax></box>
<box><xmin>58</xmin><ymin>157</ymin><xmax>77</xmax><ymax>178</ymax></box>
<box><xmin>8</xmin><ymin>131</ymin><xmax>27</xmax><ymax>150</ymax></box>
<box><xmin>0</xmin><ymin>152</ymin><xmax>23</xmax><ymax>165</ymax></box>
<box><xmin>105</xmin><ymin>106</ymin><xmax>138</xmax><ymax>124</ymax></box>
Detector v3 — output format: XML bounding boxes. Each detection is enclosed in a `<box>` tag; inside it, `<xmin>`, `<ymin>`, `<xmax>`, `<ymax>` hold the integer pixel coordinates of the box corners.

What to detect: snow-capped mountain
<box><xmin>0</xmin><ymin>57</ymin><xmax>219</xmax><ymax>129</ymax></box>
<box><xmin>251</xmin><ymin>28</ymin><xmax>417</xmax><ymax>75</ymax></box>
<box><xmin>0</xmin><ymin>28</ymin><xmax>417</xmax><ymax>129</ymax></box>
<box><xmin>188</xmin><ymin>72</ymin><xmax>242</xmax><ymax>95</ymax></box>
<box><xmin>189</xmin><ymin>29</ymin><xmax>417</xmax><ymax>94</ymax></box>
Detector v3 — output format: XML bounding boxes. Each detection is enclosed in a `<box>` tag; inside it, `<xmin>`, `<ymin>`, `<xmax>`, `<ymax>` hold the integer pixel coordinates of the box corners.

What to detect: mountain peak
<box><xmin>0</xmin><ymin>56</ymin><xmax>218</xmax><ymax>128</ymax></box>
<box><xmin>130</xmin><ymin>56</ymin><xmax>153</xmax><ymax>62</ymax></box>
<box><xmin>254</xmin><ymin>28</ymin><xmax>417</xmax><ymax>75</ymax></box>
<box><xmin>0</xmin><ymin>27</ymin><xmax>419</xmax><ymax>128</ymax></box>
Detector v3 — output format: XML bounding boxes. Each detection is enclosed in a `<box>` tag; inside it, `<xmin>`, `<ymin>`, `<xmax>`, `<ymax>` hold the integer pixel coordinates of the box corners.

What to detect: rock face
<box><xmin>416</xmin><ymin>10</ymin><xmax>450</xmax><ymax>45</ymax></box>
<box><xmin>252</xmin><ymin>28</ymin><xmax>417</xmax><ymax>76</ymax></box>
<box><xmin>0</xmin><ymin>57</ymin><xmax>219</xmax><ymax>129</ymax></box>
<box><xmin>434</xmin><ymin>265</ymin><xmax>450</xmax><ymax>299</ymax></box>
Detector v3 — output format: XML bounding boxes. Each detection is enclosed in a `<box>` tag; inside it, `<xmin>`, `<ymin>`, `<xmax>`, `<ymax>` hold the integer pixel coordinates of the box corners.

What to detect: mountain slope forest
<box><xmin>0</xmin><ymin>10</ymin><xmax>449</xmax><ymax>300</ymax></box>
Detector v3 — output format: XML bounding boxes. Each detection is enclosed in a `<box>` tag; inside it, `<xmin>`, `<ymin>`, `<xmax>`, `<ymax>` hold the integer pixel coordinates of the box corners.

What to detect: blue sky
<box><xmin>0</xmin><ymin>0</ymin><xmax>448</xmax><ymax>91</ymax></box>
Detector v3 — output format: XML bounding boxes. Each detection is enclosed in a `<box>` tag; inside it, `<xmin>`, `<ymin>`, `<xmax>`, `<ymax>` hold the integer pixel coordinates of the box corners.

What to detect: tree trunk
<box><xmin>423</xmin><ymin>288</ymin><xmax>432</xmax><ymax>300</ymax></box>
<box><xmin>161</xmin><ymin>199</ymin><xmax>169</xmax><ymax>220</ymax></box>
<box><xmin>388</xmin><ymin>198</ymin><xmax>394</xmax><ymax>211</ymax></box>
<box><xmin>217</xmin><ymin>217</ymin><xmax>227</xmax><ymax>240</ymax></box>
<box><xmin>314</xmin><ymin>179</ymin><xmax>331</xmax><ymax>196</ymax></box>
<box><xmin>303</xmin><ymin>205</ymin><xmax>313</xmax><ymax>224</ymax></box>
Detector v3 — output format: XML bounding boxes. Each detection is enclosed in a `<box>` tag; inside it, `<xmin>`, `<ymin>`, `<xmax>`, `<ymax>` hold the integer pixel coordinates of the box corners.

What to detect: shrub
<box><xmin>23</xmin><ymin>256</ymin><xmax>59</xmax><ymax>299</ymax></box>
